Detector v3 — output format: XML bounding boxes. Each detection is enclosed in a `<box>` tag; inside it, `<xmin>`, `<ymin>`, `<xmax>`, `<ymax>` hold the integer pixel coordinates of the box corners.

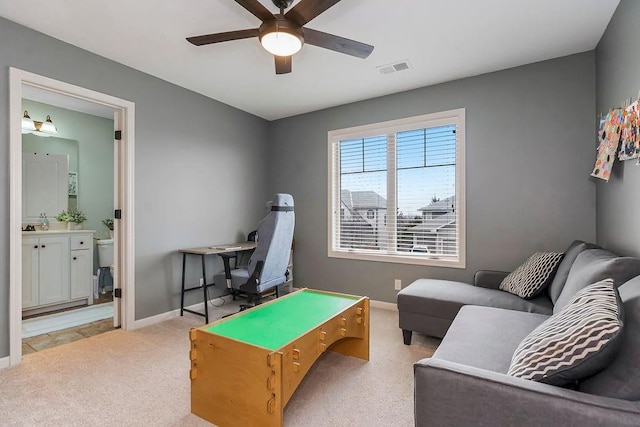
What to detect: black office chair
<box><xmin>214</xmin><ymin>193</ymin><xmax>294</xmax><ymax>306</ymax></box>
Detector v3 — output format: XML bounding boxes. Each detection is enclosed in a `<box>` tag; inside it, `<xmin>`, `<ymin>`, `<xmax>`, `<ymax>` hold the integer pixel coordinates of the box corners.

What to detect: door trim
<box><xmin>9</xmin><ymin>68</ymin><xmax>136</xmax><ymax>366</ymax></box>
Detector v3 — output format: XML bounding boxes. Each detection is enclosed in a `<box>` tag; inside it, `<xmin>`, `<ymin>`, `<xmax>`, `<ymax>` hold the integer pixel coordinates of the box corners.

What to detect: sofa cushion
<box><xmin>499</xmin><ymin>252</ymin><xmax>564</xmax><ymax>299</ymax></box>
<box><xmin>397</xmin><ymin>279</ymin><xmax>553</xmax><ymax>323</ymax></box>
<box><xmin>579</xmin><ymin>275</ymin><xmax>640</xmax><ymax>400</ymax></box>
<box><xmin>547</xmin><ymin>240</ymin><xmax>599</xmax><ymax>304</ymax></box>
<box><xmin>554</xmin><ymin>249</ymin><xmax>640</xmax><ymax>313</ymax></box>
<box><xmin>432</xmin><ymin>305</ymin><xmax>549</xmax><ymax>374</ymax></box>
<box><xmin>508</xmin><ymin>279</ymin><xmax>624</xmax><ymax>386</ymax></box>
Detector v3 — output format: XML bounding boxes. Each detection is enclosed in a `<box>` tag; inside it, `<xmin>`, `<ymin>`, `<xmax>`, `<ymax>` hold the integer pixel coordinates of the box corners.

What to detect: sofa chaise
<box><xmin>398</xmin><ymin>241</ymin><xmax>640</xmax><ymax>426</ymax></box>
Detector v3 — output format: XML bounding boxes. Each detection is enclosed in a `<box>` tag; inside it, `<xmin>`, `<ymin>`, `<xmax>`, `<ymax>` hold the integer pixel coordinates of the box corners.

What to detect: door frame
<box><xmin>9</xmin><ymin>68</ymin><xmax>136</xmax><ymax>366</ymax></box>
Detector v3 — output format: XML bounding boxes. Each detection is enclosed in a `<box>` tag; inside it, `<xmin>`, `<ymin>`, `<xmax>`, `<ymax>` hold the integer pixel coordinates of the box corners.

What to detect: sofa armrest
<box><xmin>473</xmin><ymin>270</ymin><xmax>510</xmax><ymax>289</ymax></box>
<box><xmin>414</xmin><ymin>358</ymin><xmax>640</xmax><ymax>427</ymax></box>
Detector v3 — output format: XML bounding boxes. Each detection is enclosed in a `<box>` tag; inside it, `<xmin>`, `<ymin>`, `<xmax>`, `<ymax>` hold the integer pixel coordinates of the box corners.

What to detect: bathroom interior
<box><xmin>21</xmin><ymin>97</ymin><xmax>117</xmax><ymax>353</ymax></box>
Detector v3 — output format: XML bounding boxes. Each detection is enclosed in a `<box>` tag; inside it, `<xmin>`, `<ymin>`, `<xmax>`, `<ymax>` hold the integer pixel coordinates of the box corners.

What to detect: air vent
<box><xmin>376</xmin><ymin>60</ymin><xmax>412</xmax><ymax>75</ymax></box>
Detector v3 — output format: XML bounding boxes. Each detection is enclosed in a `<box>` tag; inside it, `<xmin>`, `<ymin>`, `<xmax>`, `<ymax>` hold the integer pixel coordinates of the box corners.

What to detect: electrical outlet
<box><xmin>199</xmin><ymin>278</ymin><xmax>204</xmax><ymax>286</ymax></box>
<box><xmin>394</xmin><ymin>279</ymin><xmax>402</xmax><ymax>290</ymax></box>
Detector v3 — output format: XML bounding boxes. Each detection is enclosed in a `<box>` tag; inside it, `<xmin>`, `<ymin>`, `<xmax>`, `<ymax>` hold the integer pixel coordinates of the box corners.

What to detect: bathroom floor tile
<box><xmin>22</xmin><ymin>342</ymin><xmax>37</xmax><ymax>355</ymax></box>
<box><xmin>22</xmin><ymin>319</ymin><xmax>117</xmax><ymax>353</ymax></box>
<box><xmin>25</xmin><ymin>330</ymin><xmax>86</xmax><ymax>352</ymax></box>
<box><xmin>73</xmin><ymin>319</ymin><xmax>116</xmax><ymax>338</ymax></box>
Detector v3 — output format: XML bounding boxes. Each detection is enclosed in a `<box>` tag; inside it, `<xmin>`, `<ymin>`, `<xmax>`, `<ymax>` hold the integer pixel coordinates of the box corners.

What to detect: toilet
<box><xmin>96</xmin><ymin>239</ymin><xmax>114</xmax><ymax>293</ymax></box>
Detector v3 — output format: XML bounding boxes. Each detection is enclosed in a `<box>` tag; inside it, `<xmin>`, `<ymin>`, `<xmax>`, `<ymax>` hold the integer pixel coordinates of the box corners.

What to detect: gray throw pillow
<box><xmin>547</xmin><ymin>240</ymin><xmax>599</xmax><ymax>304</ymax></box>
<box><xmin>554</xmin><ymin>249</ymin><xmax>640</xmax><ymax>314</ymax></box>
<box><xmin>499</xmin><ymin>252</ymin><xmax>564</xmax><ymax>299</ymax></box>
<box><xmin>508</xmin><ymin>279</ymin><xmax>624</xmax><ymax>386</ymax></box>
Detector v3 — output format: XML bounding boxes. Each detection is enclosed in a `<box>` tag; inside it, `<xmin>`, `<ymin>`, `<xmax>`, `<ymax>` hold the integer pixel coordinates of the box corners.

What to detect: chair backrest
<box><xmin>246</xmin><ymin>193</ymin><xmax>295</xmax><ymax>293</ymax></box>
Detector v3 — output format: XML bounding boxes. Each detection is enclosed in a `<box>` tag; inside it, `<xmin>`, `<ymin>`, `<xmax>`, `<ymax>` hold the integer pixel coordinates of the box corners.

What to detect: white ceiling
<box><xmin>0</xmin><ymin>0</ymin><xmax>620</xmax><ymax>121</ymax></box>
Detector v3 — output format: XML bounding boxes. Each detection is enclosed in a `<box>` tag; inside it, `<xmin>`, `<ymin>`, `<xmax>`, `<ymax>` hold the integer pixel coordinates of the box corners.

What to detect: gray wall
<box><xmin>595</xmin><ymin>0</ymin><xmax>640</xmax><ymax>257</ymax></box>
<box><xmin>0</xmin><ymin>17</ymin><xmax>270</xmax><ymax>358</ymax></box>
<box><xmin>268</xmin><ymin>52</ymin><xmax>597</xmax><ymax>303</ymax></box>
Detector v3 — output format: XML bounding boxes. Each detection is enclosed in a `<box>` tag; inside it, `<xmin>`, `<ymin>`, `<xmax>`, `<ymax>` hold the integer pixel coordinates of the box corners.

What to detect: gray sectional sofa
<box><xmin>397</xmin><ymin>241</ymin><xmax>640</xmax><ymax>426</ymax></box>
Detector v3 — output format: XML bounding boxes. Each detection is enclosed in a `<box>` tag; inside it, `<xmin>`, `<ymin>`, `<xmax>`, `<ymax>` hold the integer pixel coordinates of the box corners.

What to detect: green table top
<box><xmin>205</xmin><ymin>290</ymin><xmax>360</xmax><ymax>350</ymax></box>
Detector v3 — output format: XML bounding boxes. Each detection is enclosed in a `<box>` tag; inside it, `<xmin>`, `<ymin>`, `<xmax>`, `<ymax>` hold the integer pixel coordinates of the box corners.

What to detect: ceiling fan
<box><xmin>187</xmin><ymin>0</ymin><xmax>374</xmax><ymax>74</ymax></box>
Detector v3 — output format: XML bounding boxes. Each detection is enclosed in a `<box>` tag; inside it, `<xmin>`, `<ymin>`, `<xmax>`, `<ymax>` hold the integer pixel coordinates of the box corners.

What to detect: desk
<box><xmin>179</xmin><ymin>242</ymin><xmax>256</xmax><ymax>323</ymax></box>
<box><xmin>190</xmin><ymin>288</ymin><xmax>370</xmax><ymax>427</ymax></box>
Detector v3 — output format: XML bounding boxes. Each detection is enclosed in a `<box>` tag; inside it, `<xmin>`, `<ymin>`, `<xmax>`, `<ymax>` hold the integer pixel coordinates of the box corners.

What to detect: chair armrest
<box><xmin>239</xmin><ymin>260</ymin><xmax>264</xmax><ymax>295</ymax></box>
<box><xmin>414</xmin><ymin>358</ymin><xmax>640</xmax><ymax>427</ymax></box>
<box><xmin>473</xmin><ymin>270</ymin><xmax>510</xmax><ymax>289</ymax></box>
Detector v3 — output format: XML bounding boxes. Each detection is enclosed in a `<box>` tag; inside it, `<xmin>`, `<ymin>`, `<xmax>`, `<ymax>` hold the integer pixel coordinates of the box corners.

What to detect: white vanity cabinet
<box><xmin>22</xmin><ymin>235</ymin><xmax>70</xmax><ymax>308</ymax></box>
<box><xmin>22</xmin><ymin>230</ymin><xmax>95</xmax><ymax>314</ymax></box>
<box><xmin>70</xmin><ymin>235</ymin><xmax>92</xmax><ymax>300</ymax></box>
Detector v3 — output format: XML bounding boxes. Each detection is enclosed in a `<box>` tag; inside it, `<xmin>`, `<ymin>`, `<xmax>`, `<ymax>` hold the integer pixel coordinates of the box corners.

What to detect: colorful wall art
<box><xmin>618</xmin><ymin>100</ymin><xmax>640</xmax><ymax>161</ymax></box>
<box><xmin>592</xmin><ymin>109</ymin><xmax>623</xmax><ymax>181</ymax></box>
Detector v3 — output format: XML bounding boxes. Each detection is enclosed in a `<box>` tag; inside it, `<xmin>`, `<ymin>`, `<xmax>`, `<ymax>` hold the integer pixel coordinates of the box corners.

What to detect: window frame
<box><xmin>327</xmin><ymin>108</ymin><xmax>466</xmax><ymax>268</ymax></box>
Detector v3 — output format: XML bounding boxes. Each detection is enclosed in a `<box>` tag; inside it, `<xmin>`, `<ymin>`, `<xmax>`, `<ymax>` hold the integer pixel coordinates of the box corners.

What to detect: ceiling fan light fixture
<box><xmin>259</xmin><ymin>20</ymin><xmax>303</xmax><ymax>56</ymax></box>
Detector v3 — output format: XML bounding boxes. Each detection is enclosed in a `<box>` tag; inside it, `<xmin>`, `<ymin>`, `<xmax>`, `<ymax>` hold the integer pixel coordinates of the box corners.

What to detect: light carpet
<box><xmin>0</xmin><ymin>302</ymin><xmax>438</xmax><ymax>426</ymax></box>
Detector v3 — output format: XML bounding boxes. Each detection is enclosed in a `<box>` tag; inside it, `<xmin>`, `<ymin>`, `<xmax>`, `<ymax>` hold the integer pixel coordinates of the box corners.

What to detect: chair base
<box><xmin>222</xmin><ymin>285</ymin><xmax>282</xmax><ymax>318</ymax></box>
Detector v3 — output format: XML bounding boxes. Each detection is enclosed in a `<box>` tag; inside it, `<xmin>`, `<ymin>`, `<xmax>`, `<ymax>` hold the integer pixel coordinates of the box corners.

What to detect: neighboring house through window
<box><xmin>328</xmin><ymin>109</ymin><xmax>466</xmax><ymax>267</ymax></box>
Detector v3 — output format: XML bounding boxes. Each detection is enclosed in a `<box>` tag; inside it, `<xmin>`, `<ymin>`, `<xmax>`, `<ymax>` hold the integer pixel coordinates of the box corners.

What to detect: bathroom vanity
<box><xmin>22</xmin><ymin>229</ymin><xmax>95</xmax><ymax>315</ymax></box>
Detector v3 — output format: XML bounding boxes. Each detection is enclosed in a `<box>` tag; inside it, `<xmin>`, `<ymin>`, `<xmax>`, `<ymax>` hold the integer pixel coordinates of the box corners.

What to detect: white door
<box><xmin>22</xmin><ymin>237</ymin><xmax>40</xmax><ymax>308</ymax></box>
<box><xmin>38</xmin><ymin>236</ymin><xmax>70</xmax><ymax>305</ymax></box>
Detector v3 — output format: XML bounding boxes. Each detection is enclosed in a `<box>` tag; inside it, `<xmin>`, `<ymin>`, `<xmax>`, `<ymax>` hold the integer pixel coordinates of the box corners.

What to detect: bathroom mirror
<box><xmin>22</xmin><ymin>134</ymin><xmax>79</xmax><ymax>222</ymax></box>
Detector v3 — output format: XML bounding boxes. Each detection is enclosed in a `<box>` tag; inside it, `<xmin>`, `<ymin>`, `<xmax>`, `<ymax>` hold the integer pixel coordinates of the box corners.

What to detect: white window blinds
<box><xmin>328</xmin><ymin>109</ymin><xmax>465</xmax><ymax>268</ymax></box>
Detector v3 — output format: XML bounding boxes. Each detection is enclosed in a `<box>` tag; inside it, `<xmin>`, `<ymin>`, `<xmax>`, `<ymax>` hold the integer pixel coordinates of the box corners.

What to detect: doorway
<box><xmin>21</xmin><ymin>99</ymin><xmax>116</xmax><ymax>352</ymax></box>
<box><xmin>9</xmin><ymin>68</ymin><xmax>136</xmax><ymax>366</ymax></box>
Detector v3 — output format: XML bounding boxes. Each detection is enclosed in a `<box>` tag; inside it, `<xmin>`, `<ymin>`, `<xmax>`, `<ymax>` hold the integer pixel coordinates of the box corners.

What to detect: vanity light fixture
<box><xmin>21</xmin><ymin>110</ymin><xmax>57</xmax><ymax>137</ymax></box>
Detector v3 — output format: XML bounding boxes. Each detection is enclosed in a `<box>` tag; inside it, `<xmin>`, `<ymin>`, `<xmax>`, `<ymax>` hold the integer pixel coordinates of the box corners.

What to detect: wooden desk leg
<box><xmin>201</xmin><ymin>254</ymin><xmax>208</xmax><ymax>324</ymax></box>
<box><xmin>180</xmin><ymin>253</ymin><xmax>187</xmax><ymax>317</ymax></box>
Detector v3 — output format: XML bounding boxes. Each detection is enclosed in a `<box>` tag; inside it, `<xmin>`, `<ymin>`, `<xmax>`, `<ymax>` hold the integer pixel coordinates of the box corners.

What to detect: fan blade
<box><xmin>303</xmin><ymin>28</ymin><xmax>374</xmax><ymax>59</ymax></box>
<box><xmin>187</xmin><ymin>29</ymin><xmax>259</xmax><ymax>46</ymax></box>
<box><xmin>285</xmin><ymin>0</ymin><xmax>341</xmax><ymax>27</ymax></box>
<box><xmin>275</xmin><ymin>55</ymin><xmax>292</xmax><ymax>74</ymax></box>
<box><xmin>235</xmin><ymin>0</ymin><xmax>275</xmax><ymax>22</ymax></box>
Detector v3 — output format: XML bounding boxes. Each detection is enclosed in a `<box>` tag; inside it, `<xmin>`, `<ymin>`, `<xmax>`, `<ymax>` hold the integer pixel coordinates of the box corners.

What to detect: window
<box><xmin>328</xmin><ymin>109</ymin><xmax>465</xmax><ymax>267</ymax></box>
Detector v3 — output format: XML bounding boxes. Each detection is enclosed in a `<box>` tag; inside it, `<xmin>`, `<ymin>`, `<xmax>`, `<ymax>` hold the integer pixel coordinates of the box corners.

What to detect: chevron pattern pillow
<box><xmin>500</xmin><ymin>252</ymin><xmax>564</xmax><ymax>299</ymax></box>
<box><xmin>508</xmin><ymin>279</ymin><xmax>624</xmax><ymax>386</ymax></box>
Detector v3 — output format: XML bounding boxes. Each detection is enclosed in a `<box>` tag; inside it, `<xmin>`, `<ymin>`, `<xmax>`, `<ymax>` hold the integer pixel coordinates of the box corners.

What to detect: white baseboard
<box><xmin>370</xmin><ymin>300</ymin><xmax>397</xmax><ymax>311</ymax></box>
<box><xmin>0</xmin><ymin>356</ymin><xmax>10</xmax><ymax>369</ymax></box>
<box><xmin>131</xmin><ymin>301</ymin><xmax>210</xmax><ymax>329</ymax></box>
<box><xmin>131</xmin><ymin>308</ymin><xmax>180</xmax><ymax>329</ymax></box>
